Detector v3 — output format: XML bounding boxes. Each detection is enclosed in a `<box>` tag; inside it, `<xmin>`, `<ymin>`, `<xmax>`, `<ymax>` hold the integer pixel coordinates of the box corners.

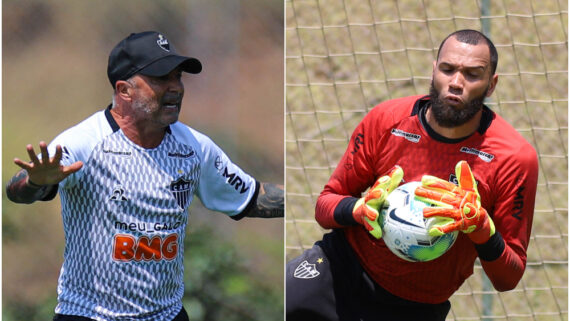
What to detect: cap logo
<box><xmin>157</xmin><ymin>34</ymin><xmax>170</xmax><ymax>52</ymax></box>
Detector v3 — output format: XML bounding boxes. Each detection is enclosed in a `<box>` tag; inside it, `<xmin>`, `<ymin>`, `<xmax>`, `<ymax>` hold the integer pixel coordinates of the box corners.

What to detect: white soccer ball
<box><xmin>381</xmin><ymin>181</ymin><xmax>458</xmax><ymax>262</ymax></box>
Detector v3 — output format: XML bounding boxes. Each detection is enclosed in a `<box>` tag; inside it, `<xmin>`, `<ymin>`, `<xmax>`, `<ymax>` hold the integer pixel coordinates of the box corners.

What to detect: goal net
<box><xmin>285</xmin><ymin>0</ymin><xmax>568</xmax><ymax>320</ymax></box>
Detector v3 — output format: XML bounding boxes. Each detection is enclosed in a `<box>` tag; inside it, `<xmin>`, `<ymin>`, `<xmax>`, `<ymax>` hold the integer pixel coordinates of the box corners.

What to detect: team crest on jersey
<box><xmin>170</xmin><ymin>177</ymin><xmax>192</xmax><ymax>209</ymax></box>
<box><xmin>293</xmin><ymin>260</ymin><xmax>320</xmax><ymax>279</ymax></box>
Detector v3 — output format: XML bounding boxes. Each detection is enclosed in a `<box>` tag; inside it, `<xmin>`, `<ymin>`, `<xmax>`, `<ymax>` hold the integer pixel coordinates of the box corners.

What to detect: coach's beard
<box><xmin>428</xmin><ymin>81</ymin><xmax>487</xmax><ymax>128</ymax></box>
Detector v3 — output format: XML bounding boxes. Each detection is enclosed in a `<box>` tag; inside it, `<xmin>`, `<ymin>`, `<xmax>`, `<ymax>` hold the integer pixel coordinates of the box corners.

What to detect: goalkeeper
<box><xmin>286</xmin><ymin>29</ymin><xmax>538</xmax><ymax>321</ymax></box>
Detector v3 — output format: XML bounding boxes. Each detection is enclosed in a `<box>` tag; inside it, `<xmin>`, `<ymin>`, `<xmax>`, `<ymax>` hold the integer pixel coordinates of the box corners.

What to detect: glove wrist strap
<box><xmin>334</xmin><ymin>196</ymin><xmax>359</xmax><ymax>226</ymax></box>
<box><xmin>468</xmin><ymin>216</ymin><xmax>495</xmax><ymax>244</ymax></box>
<box><xmin>474</xmin><ymin>230</ymin><xmax>505</xmax><ymax>261</ymax></box>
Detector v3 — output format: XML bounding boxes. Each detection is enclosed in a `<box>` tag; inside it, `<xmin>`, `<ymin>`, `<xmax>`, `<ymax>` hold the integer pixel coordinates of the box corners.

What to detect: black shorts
<box><xmin>53</xmin><ymin>306</ymin><xmax>189</xmax><ymax>321</ymax></box>
<box><xmin>286</xmin><ymin>230</ymin><xmax>450</xmax><ymax>321</ymax></box>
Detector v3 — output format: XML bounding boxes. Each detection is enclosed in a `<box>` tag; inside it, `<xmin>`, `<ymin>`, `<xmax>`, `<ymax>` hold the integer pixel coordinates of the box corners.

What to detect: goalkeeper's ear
<box><xmin>485</xmin><ymin>73</ymin><xmax>498</xmax><ymax>97</ymax></box>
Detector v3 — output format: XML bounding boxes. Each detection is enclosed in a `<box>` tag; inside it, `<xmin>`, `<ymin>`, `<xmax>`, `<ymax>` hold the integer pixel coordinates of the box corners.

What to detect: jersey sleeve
<box><xmin>46</xmin><ymin>112</ymin><xmax>113</xmax><ymax>189</ymax></box>
<box><xmin>47</xmin><ymin>133</ymin><xmax>85</xmax><ymax>189</ymax></box>
<box><xmin>192</xmin><ymin>131</ymin><xmax>257</xmax><ymax>217</ymax></box>
<box><xmin>316</xmin><ymin>107</ymin><xmax>386</xmax><ymax>228</ymax></box>
<box><xmin>477</xmin><ymin>142</ymin><xmax>539</xmax><ymax>290</ymax></box>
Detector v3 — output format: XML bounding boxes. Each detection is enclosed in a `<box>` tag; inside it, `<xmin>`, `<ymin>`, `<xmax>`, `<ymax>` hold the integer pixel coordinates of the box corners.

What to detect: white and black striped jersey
<box><xmin>45</xmin><ymin>107</ymin><xmax>257</xmax><ymax>320</ymax></box>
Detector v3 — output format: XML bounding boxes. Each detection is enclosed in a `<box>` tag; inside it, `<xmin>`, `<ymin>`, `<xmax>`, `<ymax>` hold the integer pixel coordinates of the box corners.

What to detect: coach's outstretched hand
<box><xmin>353</xmin><ymin>166</ymin><xmax>404</xmax><ymax>239</ymax></box>
<box><xmin>415</xmin><ymin>161</ymin><xmax>495</xmax><ymax>244</ymax></box>
<box><xmin>13</xmin><ymin>141</ymin><xmax>83</xmax><ymax>186</ymax></box>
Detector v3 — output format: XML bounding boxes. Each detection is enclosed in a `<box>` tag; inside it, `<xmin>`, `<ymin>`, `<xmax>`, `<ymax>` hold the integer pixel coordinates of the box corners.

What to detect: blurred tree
<box><xmin>2</xmin><ymin>224</ymin><xmax>283</xmax><ymax>321</ymax></box>
<box><xmin>184</xmin><ymin>224</ymin><xmax>283</xmax><ymax>321</ymax></box>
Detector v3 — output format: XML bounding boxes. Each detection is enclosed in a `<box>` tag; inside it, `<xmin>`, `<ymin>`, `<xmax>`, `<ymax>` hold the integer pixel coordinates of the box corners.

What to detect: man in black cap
<box><xmin>6</xmin><ymin>31</ymin><xmax>283</xmax><ymax>321</ymax></box>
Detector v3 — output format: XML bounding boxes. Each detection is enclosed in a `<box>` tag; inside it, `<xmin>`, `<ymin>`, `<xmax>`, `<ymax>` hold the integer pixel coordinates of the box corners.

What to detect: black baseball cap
<box><xmin>107</xmin><ymin>31</ymin><xmax>202</xmax><ymax>87</ymax></box>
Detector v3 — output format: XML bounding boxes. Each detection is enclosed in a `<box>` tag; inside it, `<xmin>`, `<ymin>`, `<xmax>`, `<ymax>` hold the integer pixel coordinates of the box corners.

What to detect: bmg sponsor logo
<box><xmin>113</xmin><ymin>233</ymin><xmax>178</xmax><ymax>262</ymax></box>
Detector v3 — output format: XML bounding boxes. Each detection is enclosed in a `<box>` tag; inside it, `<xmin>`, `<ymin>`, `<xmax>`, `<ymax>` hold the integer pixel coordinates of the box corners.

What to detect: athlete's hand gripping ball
<box><xmin>415</xmin><ymin>161</ymin><xmax>495</xmax><ymax>244</ymax></box>
<box><xmin>353</xmin><ymin>166</ymin><xmax>404</xmax><ymax>239</ymax></box>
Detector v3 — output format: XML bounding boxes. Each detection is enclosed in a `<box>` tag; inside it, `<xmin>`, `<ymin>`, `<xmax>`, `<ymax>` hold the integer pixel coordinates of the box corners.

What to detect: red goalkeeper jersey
<box><xmin>316</xmin><ymin>95</ymin><xmax>539</xmax><ymax>304</ymax></box>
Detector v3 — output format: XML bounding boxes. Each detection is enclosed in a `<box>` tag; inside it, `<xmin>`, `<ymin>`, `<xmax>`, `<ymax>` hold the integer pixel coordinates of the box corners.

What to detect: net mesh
<box><xmin>286</xmin><ymin>0</ymin><xmax>568</xmax><ymax>320</ymax></box>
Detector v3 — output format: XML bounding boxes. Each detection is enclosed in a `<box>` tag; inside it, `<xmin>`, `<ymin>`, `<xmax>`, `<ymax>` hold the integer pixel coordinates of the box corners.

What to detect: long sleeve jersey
<box><xmin>316</xmin><ymin>95</ymin><xmax>539</xmax><ymax>304</ymax></box>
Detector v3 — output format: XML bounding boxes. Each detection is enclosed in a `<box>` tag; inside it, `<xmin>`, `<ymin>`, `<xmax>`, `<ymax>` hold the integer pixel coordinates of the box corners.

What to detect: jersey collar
<box><xmin>105</xmin><ymin>104</ymin><xmax>121</xmax><ymax>132</ymax></box>
<box><xmin>104</xmin><ymin>104</ymin><xmax>172</xmax><ymax>134</ymax></box>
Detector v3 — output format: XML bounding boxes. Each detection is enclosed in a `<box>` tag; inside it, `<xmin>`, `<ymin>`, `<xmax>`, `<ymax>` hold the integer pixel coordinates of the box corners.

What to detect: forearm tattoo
<box><xmin>247</xmin><ymin>182</ymin><xmax>284</xmax><ymax>218</ymax></box>
<box><xmin>6</xmin><ymin>169</ymin><xmax>50</xmax><ymax>204</ymax></box>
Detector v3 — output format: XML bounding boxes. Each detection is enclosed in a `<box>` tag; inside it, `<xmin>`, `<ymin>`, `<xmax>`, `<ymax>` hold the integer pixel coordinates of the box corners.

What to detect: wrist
<box><xmin>26</xmin><ymin>177</ymin><xmax>45</xmax><ymax>189</ymax></box>
<box><xmin>7</xmin><ymin>176</ymin><xmax>50</xmax><ymax>204</ymax></box>
<box><xmin>474</xmin><ymin>230</ymin><xmax>505</xmax><ymax>261</ymax></box>
<box><xmin>334</xmin><ymin>196</ymin><xmax>359</xmax><ymax>226</ymax></box>
<box><xmin>468</xmin><ymin>213</ymin><xmax>495</xmax><ymax>244</ymax></box>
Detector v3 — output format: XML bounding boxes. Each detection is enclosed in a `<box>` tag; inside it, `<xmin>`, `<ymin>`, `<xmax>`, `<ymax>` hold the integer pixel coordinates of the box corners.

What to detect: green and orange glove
<box><xmin>352</xmin><ymin>166</ymin><xmax>404</xmax><ymax>239</ymax></box>
<box><xmin>414</xmin><ymin>160</ymin><xmax>495</xmax><ymax>244</ymax></box>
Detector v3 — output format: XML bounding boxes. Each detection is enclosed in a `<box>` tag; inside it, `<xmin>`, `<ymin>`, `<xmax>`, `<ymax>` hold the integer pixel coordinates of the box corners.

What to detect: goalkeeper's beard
<box><xmin>428</xmin><ymin>81</ymin><xmax>488</xmax><ymax>128</ymax></box>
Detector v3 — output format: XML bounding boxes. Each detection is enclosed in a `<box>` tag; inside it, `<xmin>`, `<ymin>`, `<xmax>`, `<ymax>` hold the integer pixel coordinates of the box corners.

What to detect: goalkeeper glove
<box><xmin>414</xmin><ymin>160</ymin><xmax>495</xmax><ymax>244</ymax></box>
<box><xmin>352</xmin><ymin>166</ymin><xmax>403</xmax><ymax>239</ymax></box>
